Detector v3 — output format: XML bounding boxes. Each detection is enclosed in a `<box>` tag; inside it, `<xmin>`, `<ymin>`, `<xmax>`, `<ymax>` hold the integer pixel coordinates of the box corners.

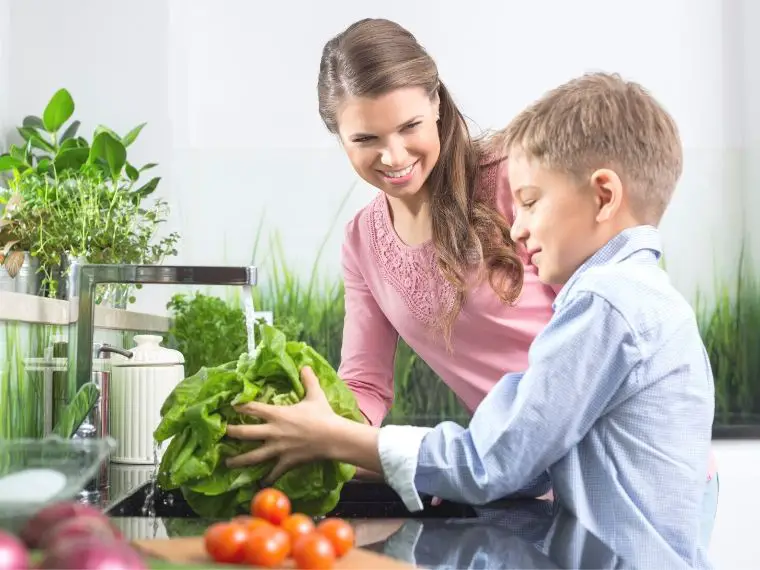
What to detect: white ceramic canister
<box><xmin>109</xmin><ymin>335</ymin><xmax>185</xmax><ymax>464</ymax></box>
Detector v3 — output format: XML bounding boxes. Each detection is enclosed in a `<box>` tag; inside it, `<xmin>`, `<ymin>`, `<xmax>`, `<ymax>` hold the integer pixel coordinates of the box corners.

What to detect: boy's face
<box><xmin>508</xmin><ymin>153</ymin><xmax>612</xmax><ymax>286</ymax></box>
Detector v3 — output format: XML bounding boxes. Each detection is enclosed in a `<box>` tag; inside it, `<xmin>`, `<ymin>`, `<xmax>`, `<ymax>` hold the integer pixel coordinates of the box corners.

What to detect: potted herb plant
<box><xmin>0</xmin><ymin>88</ymin><xmax>179</xmax><ymax>305</ymax></box>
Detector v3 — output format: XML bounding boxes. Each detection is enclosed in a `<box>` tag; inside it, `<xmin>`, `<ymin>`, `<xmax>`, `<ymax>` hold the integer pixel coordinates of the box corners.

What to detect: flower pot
<box><xmin>57</xmin><ymin>254</ymin><xmax>132</xmax><ymax>309</ymax></box>
<box><xmin>0</xmin><ymin>251</ymin><xmax>44</xmax><ymax>295</ymax></box>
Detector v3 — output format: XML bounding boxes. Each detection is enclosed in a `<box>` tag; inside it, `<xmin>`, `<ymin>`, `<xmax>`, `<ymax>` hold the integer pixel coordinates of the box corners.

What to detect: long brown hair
<box><xmin>318</xmin><ymin>18</ymin><xmax>524</xmax><ymax>345</ymax></box>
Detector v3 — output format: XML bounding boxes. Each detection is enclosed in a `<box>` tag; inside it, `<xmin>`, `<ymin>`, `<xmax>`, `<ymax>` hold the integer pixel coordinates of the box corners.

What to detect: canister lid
<box><xmin>110</xmin><ymin>334</ymin><xmax>185</xmax><ymax>367</ymax></box>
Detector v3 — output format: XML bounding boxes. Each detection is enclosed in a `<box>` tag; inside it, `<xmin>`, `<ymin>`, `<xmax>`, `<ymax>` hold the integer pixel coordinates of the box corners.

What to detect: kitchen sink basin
<box><xmin>106</xmin><ymin>479</ymin><xmax>477</xmax><ymax>520</ymax></box>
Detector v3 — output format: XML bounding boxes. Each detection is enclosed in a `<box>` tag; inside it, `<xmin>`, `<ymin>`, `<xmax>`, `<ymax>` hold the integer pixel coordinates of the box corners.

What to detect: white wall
<box><xmin>0</xmin><ymin>0</ymin><xmax>10</xmax><ymax>152</ymax></box>
<box><xmin>0</xmin><ymin>0</ymin><xmax>753</xmax><ymax>316</ymax></box>
<box><xmin>739</xmin><ymin>0</ymin><xmax>760</xmax><ymax>267</ymax></box>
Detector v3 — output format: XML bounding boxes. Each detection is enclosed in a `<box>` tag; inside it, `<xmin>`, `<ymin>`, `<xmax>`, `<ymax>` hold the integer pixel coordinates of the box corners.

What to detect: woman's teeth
<box><xmin>384</xmin><ymin>163</ymin><xmax>415</xmax><ymax>178</ymax></box>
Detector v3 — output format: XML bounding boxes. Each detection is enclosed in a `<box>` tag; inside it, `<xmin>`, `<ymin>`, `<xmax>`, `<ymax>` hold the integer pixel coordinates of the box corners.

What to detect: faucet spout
<box><xmin>66</xmin><ymin>263</ymin><xmax>258</xmax><ymax>411</ymax></box>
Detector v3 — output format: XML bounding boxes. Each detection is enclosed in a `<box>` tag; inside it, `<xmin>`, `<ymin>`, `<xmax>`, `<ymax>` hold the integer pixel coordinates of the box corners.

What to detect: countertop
<box><xmin>97</xmin><ymin>464</ymin><xmax>655</xmax><ymax>569</ymax></box>
<box><xmin>0</xmin><ymin>290</ymin><xmax>170</xmax><ymax>331</ymax></box>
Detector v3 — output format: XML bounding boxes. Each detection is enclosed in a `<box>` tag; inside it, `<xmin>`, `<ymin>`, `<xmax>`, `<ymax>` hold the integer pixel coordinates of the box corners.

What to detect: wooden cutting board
<box><xmin>133</xmin><ymin>537</ymin><xmax>414</xmax><ymax>569</ymax></box>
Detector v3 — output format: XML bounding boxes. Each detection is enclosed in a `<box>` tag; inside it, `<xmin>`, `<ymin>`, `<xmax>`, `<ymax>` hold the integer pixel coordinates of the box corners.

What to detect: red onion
<box><xmin>39</xmin><ymin>515</ymin><xmax>121</xmax><ymax>551</ymax></box>
<box><xmin>0</xmin><ymin>530</ymin><xmax>29</xmax><ymax>570</ymax></box>
<box><xmin>21</xmin><ymin>501</ymin><xmax>109</xmax><ymax>548</ymax></box>
<box><xmin>40</xmin><ymin>535</ymin><xmax>146</xmax><ymax>570</ymax></box>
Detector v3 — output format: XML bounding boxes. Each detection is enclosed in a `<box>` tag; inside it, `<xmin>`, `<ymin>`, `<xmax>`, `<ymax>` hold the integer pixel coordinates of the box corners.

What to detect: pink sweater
<box><xmin>337</xmin><ymin>157</ymin><xmax>556</xmax><ymax>426</ymax></box>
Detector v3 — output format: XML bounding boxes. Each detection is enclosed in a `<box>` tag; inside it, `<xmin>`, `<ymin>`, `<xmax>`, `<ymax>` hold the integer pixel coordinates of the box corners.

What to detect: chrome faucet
<box><xmin>65</xmin><ymin>263</ymin><xmax>258</xmax><ymax>441</ymax></box>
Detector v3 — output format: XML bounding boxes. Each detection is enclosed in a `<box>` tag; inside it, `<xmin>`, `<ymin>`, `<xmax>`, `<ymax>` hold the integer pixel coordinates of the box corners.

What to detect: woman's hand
<box><xmin>225</xmin><ymin>366</ymin><xmax>344</xmax><ymax>482</ymax></box>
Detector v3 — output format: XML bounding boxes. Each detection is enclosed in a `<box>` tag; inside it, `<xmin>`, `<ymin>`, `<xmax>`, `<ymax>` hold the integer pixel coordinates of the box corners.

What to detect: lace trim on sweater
<box><xmin>367</xmin><ymin>160</ymin><xmax>501</xmax><ymax>326</ymax></box>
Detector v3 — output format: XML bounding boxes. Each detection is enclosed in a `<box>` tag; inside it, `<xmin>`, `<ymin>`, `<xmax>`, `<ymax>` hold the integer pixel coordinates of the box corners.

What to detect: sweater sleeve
<box><xmin>337</xmin><ymin>221</ymin><xmax>399</xmax><ymax>426</ymax></box>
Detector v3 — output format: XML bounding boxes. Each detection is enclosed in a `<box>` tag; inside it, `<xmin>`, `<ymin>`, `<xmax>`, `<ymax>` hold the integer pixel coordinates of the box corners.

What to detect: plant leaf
<box><xmin>22</xmin><ymin>115</ymin><xmax>45</xmax><ymax>130</ymax></box>
<box><xmin>0</xmin><ymin>154</ymin><xmax>24</xmax><ymax>172</ymax></box>
<box><xmin>125</xmin><ymin>162</ymin><xmax>139</xmax><ymax>181</ymax></box>
<box><xmin>122</xmin><ymin>122</ymin><xmax>146</xmax><ymax>147</ymax></box>
<box><xmin>43</xmin><ymin>88</ymin><xmax>75</xmax><ymax>132</ymax></box>
<box><xmin>36</xmin><ymin>158</ymin><xmax>52</xmax><ymax>175</ymax></box>
<box><xmin>60</xmin><ymin>120</ymin><xmax>81</xmax><ymax>142</ymax></box>
<box><xmin>54</xmin><ymin>147</ymin><xmax>89</xmax><ymax>172</ymax></box>
<box><xmin>16</xmin><ymin>127</ymin><xmax>37</xmax><ymax>142</ymax></box>
<box><xmin>139</xmin><ymin>162</ymin><xmax>158</xmax><ymax>172</ymax></box>
<box><xmin>89</xmin><ymin>132</ymin><xmax>126</xmax><ymax>180</ymax></box>
<box><xmin>4</xmin><ymin>250</ymin><xmax>25</xmax><ymax>277</ymax></box>
<box><xmin>93</xmin><ymin>124</ymin><xmax>121</xmax><ymax>142</ymax></box>
<box><xmin>59</xmin><ymin>137</ymin><xmax>86</xmax><ymax>152</ymax></box>
<box><xmin>9</xmin><ymin>144</ymin><xmax>26</xmax><ymax>162</ymax></box>
<box><xmin>16</xmin><ymin>128</ymin><xmax>54</xmax><ymax>157</ymax></box>
<box><xmin>134</xmin><ymin>176</ymin><xmax>160</xmax><ymax>197</ymax></box>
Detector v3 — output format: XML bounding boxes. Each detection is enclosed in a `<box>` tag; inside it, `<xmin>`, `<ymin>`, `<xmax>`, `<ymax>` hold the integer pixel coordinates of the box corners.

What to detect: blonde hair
<box><xmin>494</xmin><ymin>72</ymin><xmax>683</xmax><ymax>225</ymax></box>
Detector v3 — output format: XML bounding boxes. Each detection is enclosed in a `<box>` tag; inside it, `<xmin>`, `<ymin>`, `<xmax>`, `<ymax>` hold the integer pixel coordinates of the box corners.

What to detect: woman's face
<box><xmin>336</xmin><ymin>87</ymin><xmax>440</xmax><ymax>201</ymax></box>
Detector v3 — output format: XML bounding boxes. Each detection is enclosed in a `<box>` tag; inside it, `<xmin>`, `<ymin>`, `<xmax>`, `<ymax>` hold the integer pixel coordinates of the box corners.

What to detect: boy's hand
<box><xmin>354</xmin><ymin>466</ymin><xmax>384</xmax><ymax>481</ymax></box>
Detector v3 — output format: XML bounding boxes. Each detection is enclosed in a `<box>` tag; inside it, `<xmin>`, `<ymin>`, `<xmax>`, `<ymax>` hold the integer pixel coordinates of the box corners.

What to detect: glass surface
<box><xmin>0</xmin><ymin>436</ymin><xmax>115</xmax><ymax>529</ymax></box>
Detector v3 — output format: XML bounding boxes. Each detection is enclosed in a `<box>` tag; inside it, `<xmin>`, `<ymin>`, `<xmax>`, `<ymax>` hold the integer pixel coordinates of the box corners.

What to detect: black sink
<box><xmin>106</xmin><ymin>480</ymin><xmax>478</xmax><ymax>520</ymax></box>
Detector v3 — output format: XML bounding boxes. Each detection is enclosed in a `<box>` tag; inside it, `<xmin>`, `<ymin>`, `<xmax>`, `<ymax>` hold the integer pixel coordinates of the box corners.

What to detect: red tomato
<box><xmin>292</xmin><ymin>532</ymin><xmax>336</xmax><ymax>569</ymax></box>
<box><xmin>316</xmin><ymin>518</ymin><xmax>355</xmax><ymax>557</ymax></box>
<box><xmin>203</xmin><ymin>521</ymin><xmax>248</xmax><ymax>564</ymax></box>
<box><xmin>243</xmin><ymin>526</ymin><xmax>291</xmax><ymax>568</ymax></box>
<box><xmin>244</xmin><ymin>516</ymin><xmax>275</xmax><ymax>534</ymax></box>
<box><xmin>281</xmin><ymin>513</ymin><xmax>316</xmax><ymax>543</ymax></box>
<box><xmin>251</xmin><ymin>488</ymin><xmax>292</xmax><ymax>525</ymax></box>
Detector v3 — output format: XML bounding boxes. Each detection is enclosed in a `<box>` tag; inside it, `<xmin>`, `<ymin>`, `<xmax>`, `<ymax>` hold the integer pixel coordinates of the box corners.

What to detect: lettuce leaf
<box><xmin>154</xmin><ymin>324</ymin><xmax>364</xmax><ymax>518</ymax></box>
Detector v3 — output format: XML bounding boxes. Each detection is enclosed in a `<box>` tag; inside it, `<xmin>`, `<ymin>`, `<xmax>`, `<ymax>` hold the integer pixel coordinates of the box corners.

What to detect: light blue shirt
<box><xmin>378</xmin><ymin>225</ymin><xmax>715</xmax><ymax>570</ymax></box>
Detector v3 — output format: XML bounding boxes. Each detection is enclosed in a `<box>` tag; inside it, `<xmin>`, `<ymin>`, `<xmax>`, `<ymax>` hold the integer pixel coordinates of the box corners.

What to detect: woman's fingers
<box><xmin>234</xmin><ymin>401</ymin><xmax>277</xmax><ymax>420</ymax></box>
<box><xmin>226</xmin><ymin>442</ymin><xmax>279</xmax><ymax>468</ymax></box>
<box><xmin>226</xmin><ymin>422</ymin><xmax>274</xmax><ymax>441</ymax></box>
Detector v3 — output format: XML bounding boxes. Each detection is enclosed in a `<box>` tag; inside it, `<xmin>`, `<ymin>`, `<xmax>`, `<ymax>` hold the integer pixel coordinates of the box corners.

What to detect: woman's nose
<box><xmin>379</xmin><ymin>138</ymin><xmax>408</xmax><ymax>168</ymax></box>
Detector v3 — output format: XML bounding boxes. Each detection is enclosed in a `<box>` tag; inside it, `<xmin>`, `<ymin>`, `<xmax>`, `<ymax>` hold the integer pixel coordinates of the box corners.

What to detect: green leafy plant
<box><xmin>0</xmin><ymin>88</ymin><xmax>158</xmax><ymax>194</ymax></box>
<box><xmin>165</xmin><ymin>292</ymin><xmax>249</xmax><ymax>377</ymax></box>
<box><xmin>0</xmin><ymin>88</ymin><xmax>179</xmax><ymax>299</ymax></box>
<box><xmin>0</xmin><ymin>321</ymin><xmax>61</xmax><ymax>439</ymax></box>
<box><xmin>154</xmin><ymin>324</ymin><xmax>364</xmax><ymax>518</ymax></box>
<box><xmin>0</xmin><ymin>173</ymin><xmax>178</xmax><ymax>299</ymax></box>
<box><xmin>696</xmin><ymin>242</ymin><xmax>760</xmax><ymax>424</ymax></box>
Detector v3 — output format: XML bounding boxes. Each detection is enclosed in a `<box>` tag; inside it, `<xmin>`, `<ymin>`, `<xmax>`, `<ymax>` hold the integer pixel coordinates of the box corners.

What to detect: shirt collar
<box><xmin>552</xmin><ymin>225</ymin><xmax>663</xmax><ymax>311</ymax></box>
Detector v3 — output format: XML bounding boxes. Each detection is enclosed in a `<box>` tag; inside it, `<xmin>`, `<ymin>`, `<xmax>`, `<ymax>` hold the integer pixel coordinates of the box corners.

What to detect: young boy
<box><xmin>227</xmin><ymin>72</ymin><xmax>715</xmax><ymax>569</ymax></box>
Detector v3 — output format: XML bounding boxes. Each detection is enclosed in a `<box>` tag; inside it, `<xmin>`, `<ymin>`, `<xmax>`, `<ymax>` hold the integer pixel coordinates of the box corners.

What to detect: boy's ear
<box><xmin>590</xmin><ymin>168</ymin><xmax>624</xmax><ymax>223</ymax></box>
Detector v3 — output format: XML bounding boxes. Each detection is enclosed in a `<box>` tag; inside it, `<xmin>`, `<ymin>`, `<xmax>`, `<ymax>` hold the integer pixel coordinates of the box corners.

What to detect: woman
<box><xmin>228</xmin><ymin>17</ymin><xmax>718</xmax><ymax>540</ymax></box>
<box><xmin>313</xmin><ymin>17</ymin><xmax>556</xmax><ymax>433</ymax></box>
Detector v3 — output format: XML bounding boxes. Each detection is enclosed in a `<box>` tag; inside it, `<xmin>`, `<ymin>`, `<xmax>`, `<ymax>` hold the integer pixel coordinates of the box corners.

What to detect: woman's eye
<box><xmin>403</xmin><ymin>121</ymin><xmax>421</xmax><ymax>131</ymax></box>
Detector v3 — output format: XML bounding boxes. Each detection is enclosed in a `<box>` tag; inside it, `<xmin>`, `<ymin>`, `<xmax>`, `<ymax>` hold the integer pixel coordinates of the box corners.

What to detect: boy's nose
<box><xmin>510</xmin><ymin>213</ymin><xmax>528</xmax><ymax>243</ymax></box>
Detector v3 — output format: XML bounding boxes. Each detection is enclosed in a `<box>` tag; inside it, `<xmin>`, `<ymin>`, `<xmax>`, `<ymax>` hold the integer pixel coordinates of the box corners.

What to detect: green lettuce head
<box><xmin>153</xmin><ymin>324</ymin><xmax>364</xmax><ymax>518</ymax></box>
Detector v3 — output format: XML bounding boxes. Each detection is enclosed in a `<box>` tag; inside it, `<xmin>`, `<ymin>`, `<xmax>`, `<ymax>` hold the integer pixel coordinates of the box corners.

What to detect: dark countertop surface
<box><xmin>97</xmin><ymin>464</ymin><xmax>665</xmax><ymax>569</ymax></box>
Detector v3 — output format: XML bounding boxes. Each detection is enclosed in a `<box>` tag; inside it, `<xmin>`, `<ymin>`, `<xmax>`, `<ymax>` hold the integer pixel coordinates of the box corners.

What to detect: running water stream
<box><xmin>242</xmin><ymin>285</ymin><xmax>257</xmax><ymax>354</ymax></box>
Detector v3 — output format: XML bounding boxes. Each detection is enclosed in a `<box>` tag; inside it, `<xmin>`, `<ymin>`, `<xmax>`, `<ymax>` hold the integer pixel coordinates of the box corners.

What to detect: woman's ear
<box><xmin>431</xmin><ymin>90</ymin><xmax>441</xmax><ymax>121</ymax></box>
